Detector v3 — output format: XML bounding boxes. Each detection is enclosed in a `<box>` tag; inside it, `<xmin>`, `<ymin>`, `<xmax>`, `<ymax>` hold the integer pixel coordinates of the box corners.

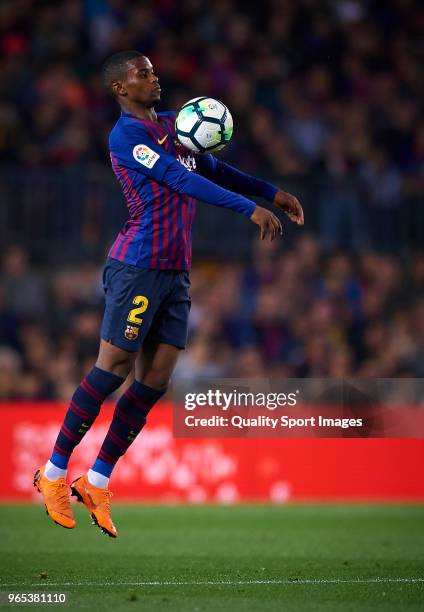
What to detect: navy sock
<box><xmin>92</xmin><ymin>381</ymin><xmax>165</xmax><ymax>477</ymax></box>
<box><xmin>50</xmin><ymin>367</ymin><xmax>124</xmax><ymax>469</ymax></box>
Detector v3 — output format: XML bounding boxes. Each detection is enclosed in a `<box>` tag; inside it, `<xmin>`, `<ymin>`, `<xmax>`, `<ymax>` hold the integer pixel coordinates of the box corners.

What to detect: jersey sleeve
<box><xmin>195</xmin><ymin>154</ymin><xmax>278</xmax><ymax>202</ymax></box>
<box><xmin>109</xmin><ymin>121</ymin><xmax>176</xmax><ymax>182</ymax></box>
<box><xmin>163</xmin><ymin>160</ymin><xmax>256</xmax><ymax>217</ymax></box>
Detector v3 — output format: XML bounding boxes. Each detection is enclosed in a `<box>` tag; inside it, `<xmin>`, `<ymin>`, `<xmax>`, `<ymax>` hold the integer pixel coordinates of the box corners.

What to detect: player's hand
<box><xmin>250</xmin><ymin>205</ymin><xmax>282</xmax><ymax>241</ymax></box>
<box><xmin>273</xmin><ymin>190</ymin><xmax>304</xmax><ymax>226</ymax></box>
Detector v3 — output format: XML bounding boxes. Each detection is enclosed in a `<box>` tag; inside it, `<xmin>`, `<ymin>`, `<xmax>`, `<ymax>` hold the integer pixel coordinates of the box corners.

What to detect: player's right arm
<box><xmin>163</xmin><ymin>161</ymin><xmax>282</xmax><ymax>240</ymax></box>
<box><xmin>110</xmin><ymin>122</ymin><xmax>282</xmax><ymax>241</ymax></box>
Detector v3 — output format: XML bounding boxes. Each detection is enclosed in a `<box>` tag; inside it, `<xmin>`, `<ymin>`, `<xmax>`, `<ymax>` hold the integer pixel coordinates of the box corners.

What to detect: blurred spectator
<box><xmin>1</xmin><ymin>245</ymin><xmax>47</xmax><ymax>319</ymax></box>
<box><xmin>318</xmin><ymin>131</ymin><xmax>367</xmax><ymax>250</ymax></box>
<box><xmin>0</xmin><ymin>347</ymin><xmax>21</xmax><ymax>399</ymax></box>
<box><xmin>360</xmin><ymin>147</ymin><xmax>403</xmax><ymax>250</ymax></box>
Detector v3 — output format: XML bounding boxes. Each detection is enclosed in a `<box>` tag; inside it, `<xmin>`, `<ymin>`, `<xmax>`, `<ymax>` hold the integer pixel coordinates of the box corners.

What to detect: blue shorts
<box><xmin>100</xmin><ymin>258</ymin><xmax>191</xmax><ymax>352</ymax></box>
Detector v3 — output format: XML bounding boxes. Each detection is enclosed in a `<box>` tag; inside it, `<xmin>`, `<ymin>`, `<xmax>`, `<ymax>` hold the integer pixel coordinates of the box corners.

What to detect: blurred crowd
<box><xmin>0</xmin><ymin>239</ymin><xmax>423</xmax><ymax>399</ymax></box>
<box><xmin>1</xmin><ymin>0</ymin><xmax>423</xmax><ymax>197</ymax></box>
<box><xmin>0</xmin><ymin>0</ymin><xmax>423</xmax><ymax>398</ymax></box>
<box><xmin>0</xmin><ymin>0</ymin><xmax>423</xmax><ymax>255</ymax></box>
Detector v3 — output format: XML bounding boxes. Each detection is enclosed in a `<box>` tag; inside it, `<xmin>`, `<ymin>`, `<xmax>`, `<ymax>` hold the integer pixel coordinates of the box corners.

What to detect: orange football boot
<box><xmin>33</xmin><ymin>466</ymin><xmax>76</xmax><ymax>529</ymax></box>
<box><xmin>70</xmin><ymin>474</ymin><xmax>117</xmax><ymax>538</ymax></box>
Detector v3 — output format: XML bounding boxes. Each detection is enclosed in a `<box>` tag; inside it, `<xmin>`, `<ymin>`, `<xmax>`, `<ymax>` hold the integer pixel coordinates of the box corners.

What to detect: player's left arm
<box><xmin>196</xmin><ymin>155</ymin><xmax>304</xmax><ymax>226</ymax></box>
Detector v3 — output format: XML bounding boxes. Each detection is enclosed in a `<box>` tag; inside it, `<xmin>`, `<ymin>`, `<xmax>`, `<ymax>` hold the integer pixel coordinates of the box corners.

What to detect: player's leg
<box><xmin>71</xmin><ymin>341</ymin><xmax>179</xmax><ymax>537</ymax></box>
<box><xmin>34</xmin><ymin>257</ymin><xmax>145</xmax><ymax>529</ymax></box>
<box><xmin>34</xmin><ymin>340</ymin><xmax>135</xmax><ymax>529</ymax></box>
<box><xmin>135</xmin><ymin>339</ymin><xmax>180</xmax><ymax>389</ymax></box>
<box><xmin>71</xmin><ymin>271</ymin><xmax>190</xmax><ymax>537</ymax></box>
<box><xmin>90</xmin><ymin>342</ymin><xmax>179</xmax><ymax>483</ymax></box>
<box><xmin>91</xmin><ymin>340</ymin><xmax>179</xmax><ymax>480</ymax></box>
<box><xmin>91</xmin><ymin>340</ymin><xmax>178</xmax><ymax>483</ymax></box>
<box><xmin>89</xmin><ymin>341</ymin><xmax>178</xmax><ymax>485</ymax></box>
<box><xmin>47</xmin><ymin>341</ymin><xmax>134</xmax><ymax>476</ymax></box>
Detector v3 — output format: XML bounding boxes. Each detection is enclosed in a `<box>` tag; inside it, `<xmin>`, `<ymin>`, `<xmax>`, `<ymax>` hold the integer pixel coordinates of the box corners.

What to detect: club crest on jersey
<box><xmin>133</xmin><ymin>144</ymin><xmax>160</xmax><ymax>168</ymax></box>
<box><xmin>125</xmin><ymin>325</ymin><xmax>139</xmax><ymax>340</ymax></box>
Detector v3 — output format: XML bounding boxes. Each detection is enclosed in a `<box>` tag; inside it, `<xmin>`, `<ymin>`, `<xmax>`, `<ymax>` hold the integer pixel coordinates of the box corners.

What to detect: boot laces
<box><xmin>51</xmin><ymin>480</ymin><xmax>71</xmax><ymax>513</ymax></box>
<box><xmin>98</xmin><ymin>489</ymin><xmax>113</xmax><ymax>512</ymax></box>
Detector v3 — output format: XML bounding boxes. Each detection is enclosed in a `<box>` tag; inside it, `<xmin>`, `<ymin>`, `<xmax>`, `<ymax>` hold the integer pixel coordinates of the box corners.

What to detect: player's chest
<box><xmin>157</xmin><ymin>123</ymin><xmax>197</xmax><ymax>172</ymax></box>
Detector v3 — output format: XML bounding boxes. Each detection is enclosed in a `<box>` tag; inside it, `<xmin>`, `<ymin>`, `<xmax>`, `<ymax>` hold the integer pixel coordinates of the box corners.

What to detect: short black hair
<box><xmin>101</xmin><ymin>50</ymin><xmax>143</xmax><ymax>93</ymax></box>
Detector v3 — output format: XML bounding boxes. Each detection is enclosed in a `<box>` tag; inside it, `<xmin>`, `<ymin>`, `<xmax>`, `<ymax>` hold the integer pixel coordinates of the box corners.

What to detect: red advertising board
<box><xmin>1</xmin><ymin>402</ymin><xmax>423</xmax><ymax>502</ymax></box>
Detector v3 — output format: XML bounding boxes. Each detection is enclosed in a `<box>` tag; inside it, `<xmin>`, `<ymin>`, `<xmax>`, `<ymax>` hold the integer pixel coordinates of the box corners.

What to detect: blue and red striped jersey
<box><xmin>108</xmin><ymin>111</ymin><xmax>198</xmax><ymax>270</ymax></box>
<box><xmin>108</xmin><ymin>110</ymin><xmax>278</xmax><ymax>271</ymax></box>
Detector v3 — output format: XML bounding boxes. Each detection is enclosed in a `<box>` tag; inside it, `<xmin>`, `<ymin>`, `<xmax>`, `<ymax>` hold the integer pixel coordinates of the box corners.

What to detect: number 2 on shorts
<box><xmin>127</xmin><ymin>295</ymin><xmax>149</xmax><ymax>325</ymax></box>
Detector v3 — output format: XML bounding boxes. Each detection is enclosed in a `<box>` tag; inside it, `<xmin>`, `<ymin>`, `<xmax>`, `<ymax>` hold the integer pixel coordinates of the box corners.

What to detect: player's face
<box><xmin>120</xmin><ymin>56</ymin><xmax>161</xmax><ymax>107</ymax></box>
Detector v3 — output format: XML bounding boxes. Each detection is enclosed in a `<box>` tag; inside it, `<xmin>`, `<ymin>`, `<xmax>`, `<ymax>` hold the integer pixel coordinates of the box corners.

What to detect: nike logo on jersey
<box><xmin>157</xmin><ymin>135</ymin><xmax>168</xmax><ymax>145</ymax></box>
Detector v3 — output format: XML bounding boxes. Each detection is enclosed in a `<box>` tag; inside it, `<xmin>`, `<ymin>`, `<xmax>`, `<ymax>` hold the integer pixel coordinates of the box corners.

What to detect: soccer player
<box><xmin>34</xmin><ymin>51</ymin><xmax>304</xmax><ymax>537</ymax></box>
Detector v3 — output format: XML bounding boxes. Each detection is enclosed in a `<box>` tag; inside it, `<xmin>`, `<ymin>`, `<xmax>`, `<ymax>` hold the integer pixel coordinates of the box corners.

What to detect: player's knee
<box><xmin>96</xmin><ymin>342</ymin><xmax>135</xmax><ymax>379</ymax></box>
<box><xmin>139</xmin><ymin>367</ymin><xmax>171</xmax><ymax>392</ymax></box>
<box><xmin>109</xmin><ymin>361</ymin><xmax>133</xmax><ymax>379</ymax></box>
<box><xmin>97</xmin><ymin>359</ymin><xmax>133</xmax><ymax>379</ymax></box>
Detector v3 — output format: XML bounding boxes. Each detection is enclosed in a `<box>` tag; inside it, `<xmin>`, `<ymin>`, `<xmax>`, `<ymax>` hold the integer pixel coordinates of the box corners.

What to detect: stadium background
<box><xmin>0</xmin><ymin>0</ymin><xmax>423</xmax><ymax>503</ymax></box>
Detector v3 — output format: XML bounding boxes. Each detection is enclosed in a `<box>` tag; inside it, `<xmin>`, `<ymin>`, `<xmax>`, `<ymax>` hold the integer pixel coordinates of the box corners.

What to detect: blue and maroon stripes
<box><xmin>108</xmin><ymin>113</ymin><xmax>195</xmax><ymax>271</ymax></box>
<box><xmin>49</xmin><ymin>367</ymin><xmax>124</xmax><ymax>468</ymax></box>
<box><xmin>95</xmin><ymin>381</ymin><xmax>165</xmax><ymax>470</ymax></box>
<box><xmin>109</xmin><ymin>154</ymin><xmax>143</xmax><ymax>261</ymax></box>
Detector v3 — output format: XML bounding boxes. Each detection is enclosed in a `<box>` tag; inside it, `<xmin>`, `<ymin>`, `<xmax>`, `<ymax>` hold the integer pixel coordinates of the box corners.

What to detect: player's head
<box><xmin>102</xmin><ymin>50</ymin><xmax>161</xmax><ymax>108</ymax></box>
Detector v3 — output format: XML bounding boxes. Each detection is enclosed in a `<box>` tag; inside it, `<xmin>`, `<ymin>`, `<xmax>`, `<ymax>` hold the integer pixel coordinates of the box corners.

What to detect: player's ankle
<box><xmin>44</xmin><ymin>460</ymin><xmax>67</xmax><ymax>481</ymax></box>
<box><xmin>87</xmin><ymin>468</ymin><xmax>110</xmax><ymax>489</ymax></box>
